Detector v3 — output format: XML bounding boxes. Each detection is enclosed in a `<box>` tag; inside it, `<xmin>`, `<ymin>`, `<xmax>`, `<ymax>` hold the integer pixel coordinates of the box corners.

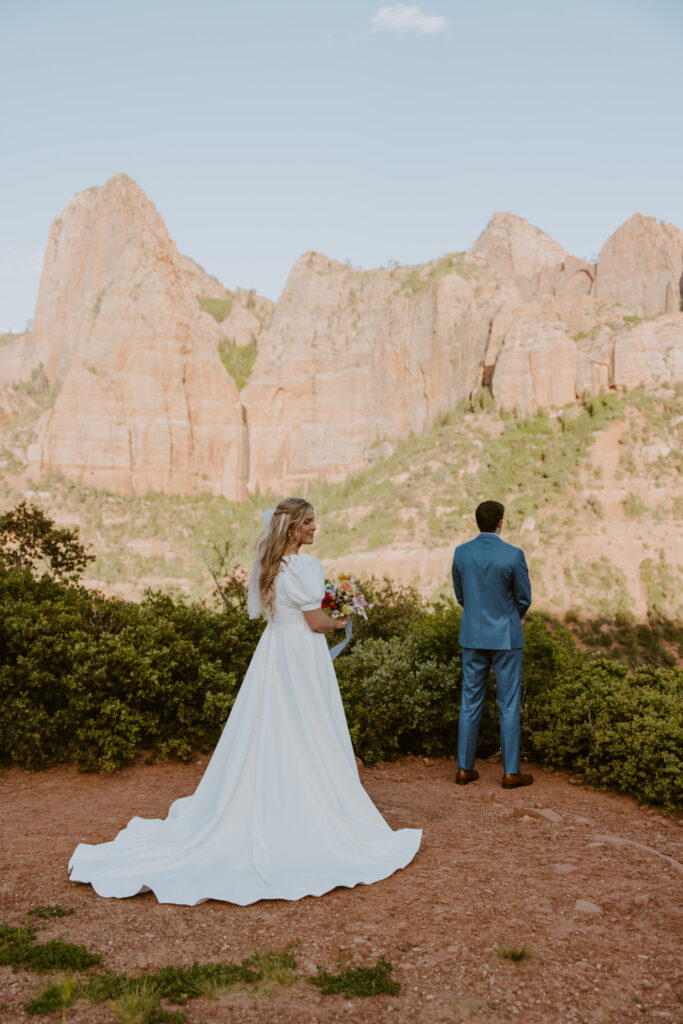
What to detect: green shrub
<box><xmin>25</xmin><ymin>945</ymin><xmax>299</xmax><ymax>1021</ymax></box>
<box><xmin>27</xmin><ymin>905</ymin><xmax>74</xmax><ymax>920</ymax></box>
<box><xmin>218</xmin><ymin>337</ymin><xmax>257</xmax><ymax>389</ymax></box>
<box><xmin>0</xmin><ymin>500</ymin><xmax>93</xmax><ymax>581</ymax></box>
<box><xmin>520</xmin><ymin>614</ymin><xmax>580</xmax><ymax>699</ymax></box>
<box><xmin>623</xmin><ymin>494</ymin><xmax>647</xmax><ymax>517</ymax></box>
<box><xmin>0</xmin><ymin>922</ymin><xmax>101</xmax><ymax>973</ymax></box>
<box><xmin>336</xmin><ymin>637</ymin><xmax>459</xmax><ymax>763</ymax></box>
<box><xmin>309</xmin><ymin>954</ymin><xmax>400</xmax><ymax>998</ymax></box>
<box><xmin>558</xmin><ymin>611</ymin><xmax>682</xmax><ymax>667</ymax></box>
<box><xmin>470</xmin><ymin>386</ymin><xmax>494</xmax><ymax>412</ymax></box>
<box><xmin>26</xmin><ymin>979</ymin><xmax>77</xmax><ymax>1015</ymax></box>
<box><xmin>350</xmin><ymin>575</ymin><xmax>428</xmax><ymax>643</ymax></box>
<box><xmin>0</xmin><ymin>563</ymin><xmax>262</xmax><ymax>771</ymax></box>
<box><xmin>640</xmin><ymin>555</ymin><xmax>683</xmax><ymax>623</ymax></box>
<box><xmin>411</xmin><ymin>598</ymin><xmax>461</xmax><ymax>663</ymax></box>
<box><xmin>0</xmin><ymin>556</ymin><xmax>680</xmax><ymax>807</ymax></box>
<box><xmin>198</xmin><ymin>296</ymin><xmax>233</xmax><ymax>323</ymax></box>
<box><xmin>527</xmin><ymin>659</ymin><xmax>682</xmax><ymax>808</ymax></box>
<box><xmin>400</xmin><ymin>255</ymin><xmax>460</xmax><ymax>294</ymax></box>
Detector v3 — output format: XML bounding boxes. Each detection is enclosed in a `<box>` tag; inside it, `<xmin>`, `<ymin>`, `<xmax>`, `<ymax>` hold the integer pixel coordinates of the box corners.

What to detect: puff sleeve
<box><xmin>281</xmin><ymin>555</ymin><xmax>325</xmax><ymax>611</ymax></box>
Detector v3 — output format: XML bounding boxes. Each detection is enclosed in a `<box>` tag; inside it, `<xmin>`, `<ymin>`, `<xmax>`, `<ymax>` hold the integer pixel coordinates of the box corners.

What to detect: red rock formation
<box><xmin>472</xmin><ymin>211</ymin><xmax>567</xmax><ymax>294</ymax></box>
<box><xmin>17</xmin><ymin>175</ymin><xmax>251</xmax><ymax>498</ymax></box>
<box><xmin>241</xmin><ymin>250</ymin><xmax>489</xmax><ymax>491</ymax></box>
<box><xmin>1</xmin><ymin>179</ymin><xmax>681</xmax><ymax>498</ymax></box>
<box><xmin>490</xmin><ymin>310</ymin><xmax>578</xmax><ymax>413</ymax></box>
<box><xmin>594</xmin><ymin>214</ymin><xmax>683</xmax><ymax>317</ymax></box>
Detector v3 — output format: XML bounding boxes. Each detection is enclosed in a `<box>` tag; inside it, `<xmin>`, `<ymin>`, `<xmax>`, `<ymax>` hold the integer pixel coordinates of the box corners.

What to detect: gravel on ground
<box><xmin>0</xmin><ymin>756</ymin><xmax>681</xmax><ymax>1023</ymax></box>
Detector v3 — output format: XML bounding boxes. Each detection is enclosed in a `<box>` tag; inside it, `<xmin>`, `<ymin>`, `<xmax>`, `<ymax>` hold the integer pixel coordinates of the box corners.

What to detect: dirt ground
<box><xmin>0</xmin><ymin>757</ymin><xmax>681</xmax><ymax>1023</ymax></box>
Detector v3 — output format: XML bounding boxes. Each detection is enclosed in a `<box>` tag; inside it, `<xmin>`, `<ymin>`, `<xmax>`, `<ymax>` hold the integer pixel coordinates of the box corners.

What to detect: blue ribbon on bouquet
<box><xmin>329</xmin><ymin>619</ymin><xmax>353</xmax><ymax>661</ymax></box>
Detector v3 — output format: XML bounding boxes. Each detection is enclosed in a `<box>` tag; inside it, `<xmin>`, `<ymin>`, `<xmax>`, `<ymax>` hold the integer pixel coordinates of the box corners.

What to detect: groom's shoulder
<box><xmin>498</xmin><ymin>537</ymin><xmax>527</xmax><ymax>560</ymax></box>
<box><xmin>453</xmin><ymin>536</ymin><xmax>478</xmax><ymax>559</ymax></box>
<box><xmin>453</xmin><ymin>534</ymin><xmax>527</xmax><ymax>565</ymax></box>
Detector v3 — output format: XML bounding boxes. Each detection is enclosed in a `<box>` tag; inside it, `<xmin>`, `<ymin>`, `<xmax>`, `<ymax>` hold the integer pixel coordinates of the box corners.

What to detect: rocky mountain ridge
<box><xmin>0</xmin><ymin>174</ymin><xmax>681</xmax><ymax>500</ymax></box>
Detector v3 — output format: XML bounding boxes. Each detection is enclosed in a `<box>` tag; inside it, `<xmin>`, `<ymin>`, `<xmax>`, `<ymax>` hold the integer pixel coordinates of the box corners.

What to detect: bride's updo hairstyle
<box><xmin>257</xmin><ymin>497</ymin><xmax>313</xmax><ymax>618</ymax></box>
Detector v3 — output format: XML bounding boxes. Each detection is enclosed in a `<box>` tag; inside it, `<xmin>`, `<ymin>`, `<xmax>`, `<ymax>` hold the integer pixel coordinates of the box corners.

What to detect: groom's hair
<box><xmin>476</xmin><ymin>500</ymin><xmax>504</xmax><ymax>532</ymax></box>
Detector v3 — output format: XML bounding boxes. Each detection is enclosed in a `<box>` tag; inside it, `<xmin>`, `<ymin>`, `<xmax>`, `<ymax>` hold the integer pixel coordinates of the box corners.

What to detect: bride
<box><xmin>68</xmin><ymin>498</ymin><xmax>422</xmax><ymax>905</ymax></box>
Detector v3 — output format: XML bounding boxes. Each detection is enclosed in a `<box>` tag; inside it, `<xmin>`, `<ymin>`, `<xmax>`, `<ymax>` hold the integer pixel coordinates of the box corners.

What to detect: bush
<box><xmin>0</xmin><ymin>563</ymin><xmax>262</xmax><ymax>771</ymax></box>
<box><xmin>0</xmin><ymin>921</ymin><xmax>101</xmax><ymax>973</ymax></box>
<box><xmin>520</xmin><ymin>614</ymin><xmax>580</xmax><ymax>700</ymax></box>
<box><xmin>336</xmin><ymin>633</ymin><xmax>504</xmax><ymax>765</ymax></box>
<box><xmin>337</xmin><ymin>605</ymin><xmax>682</xmax><ymax>807</ymax></box>
<box><xmin>0</xmin><ymin>558</ymin><xmax>680</xmax><ymax>808</ymax></box>
<box><xmin>349</xmin><ymin>575</ymin><xmax>428</xmax><ymax>643</ymax></box>
<box><xmin>336</xmin><ymin>637</ymin><xmax>460</xmax><ymax>763</ymax></box>
<box><xmin>0</xmin><ymin>500</ymin><xmax>93</xmax><ymax>581</ymax></box>
<box><xmin>526</xmin><ymin>660</ymin><xmax>682</xmax><ymax>808</ymax></box>
<box><xmin>198</xmin><ymin>296</ymin><xmax>233</xmax><ymax>323</ymax></box>
<box><xmin>335</xmin><ymin>597</ymin><xmax>503</xmax><ymax>765</ymax></box>
<box><xmin>309</xmin><ymin>954</ymin><xmax>400</xmax><ymax>997</ymax></box>
<box><xmin>218</xmin><ymin>337</ymin><xmax>257</xmax><ymax>390</ymax></box>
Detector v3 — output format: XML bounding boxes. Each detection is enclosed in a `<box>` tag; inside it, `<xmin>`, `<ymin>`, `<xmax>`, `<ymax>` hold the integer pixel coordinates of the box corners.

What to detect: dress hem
<box><xmin>68</xmin><ymin>831</ymin><xmax>422</xmax><ymax>906</ymax></box>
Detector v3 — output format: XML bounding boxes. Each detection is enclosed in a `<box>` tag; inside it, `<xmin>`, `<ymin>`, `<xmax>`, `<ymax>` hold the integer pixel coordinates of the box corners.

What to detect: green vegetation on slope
<box><xmin>400</xmin><ymin>252</ymin><xmax>477</xmax><ymax>293</ymax></box>
<box><xmin>218</xmin><ymin>336</ymin><xmax>257</xmax><ymax>389</ymax></box>
<box><xmin>197</xmin><ymin>295</ymin><xmax>233</xmax><ymax>322</ymax></box>
<box><xmin>563</xmin><ymin>557</ymin><xmax>631</xmax><ymax>618</ymax></box>
<box><xmin>306</xmin><ymin>386</ymin><xmax>681</xmax><ymax>554</ymax></box>
<box><xmin>0</xmin><ymin>386</ymin><xmax>680</xmax><ymax>625</ymax></box>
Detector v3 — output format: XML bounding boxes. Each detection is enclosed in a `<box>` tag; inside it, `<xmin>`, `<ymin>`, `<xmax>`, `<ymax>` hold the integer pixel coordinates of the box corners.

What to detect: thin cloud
<box><xmin>368</xmin><ymin>4</ymin><xmax>448</xmax><ymax>37</ymax></box>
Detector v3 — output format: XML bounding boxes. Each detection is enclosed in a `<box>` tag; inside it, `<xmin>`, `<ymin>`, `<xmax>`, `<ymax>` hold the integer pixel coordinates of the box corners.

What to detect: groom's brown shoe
<box><xmin>455</xmin><ymin>768</ymin><xmax>479</xmax><ymax>785</ymax></box>
<box><xmin>501</xmin><ymin>772</ymin><xmax>533</xmax><ymax>789</ymax></box>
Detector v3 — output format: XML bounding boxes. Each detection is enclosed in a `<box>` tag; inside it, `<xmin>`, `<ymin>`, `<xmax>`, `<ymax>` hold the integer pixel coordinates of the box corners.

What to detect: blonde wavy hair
<box><xmin>256</xmin><ymin>498</ymin><xmax>314</xmax><ymax>618</ymax></box>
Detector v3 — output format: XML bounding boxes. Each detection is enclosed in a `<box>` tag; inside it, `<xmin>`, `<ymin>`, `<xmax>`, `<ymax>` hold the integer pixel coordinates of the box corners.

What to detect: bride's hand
<box><xmin>302</xmin><ymin>608</ymin><xmax>349</xmax><ymax>633</ymax></box>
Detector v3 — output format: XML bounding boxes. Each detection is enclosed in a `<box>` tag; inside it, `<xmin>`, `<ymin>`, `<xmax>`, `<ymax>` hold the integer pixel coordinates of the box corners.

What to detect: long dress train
<box><xmin>68</xmin><ymin>553</ymin><xmax>422</xmax><ymax>905</ymax></box>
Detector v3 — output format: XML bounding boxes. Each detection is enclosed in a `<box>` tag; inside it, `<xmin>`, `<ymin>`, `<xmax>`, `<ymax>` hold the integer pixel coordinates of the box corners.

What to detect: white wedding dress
<box><xmin>68</xmin><ymin>553</ymin><xmax>421</xmax><ymax>905</ymax></box>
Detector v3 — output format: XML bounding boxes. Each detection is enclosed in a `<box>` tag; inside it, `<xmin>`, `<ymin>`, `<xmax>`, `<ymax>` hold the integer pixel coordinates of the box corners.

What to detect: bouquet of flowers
<box><xmin>322</xmin><ymin>574</ymin><xmax>372</xmax><ymax>620</ymax></box>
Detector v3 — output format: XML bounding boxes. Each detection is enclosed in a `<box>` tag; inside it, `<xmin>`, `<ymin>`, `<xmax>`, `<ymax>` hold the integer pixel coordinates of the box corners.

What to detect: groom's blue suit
<box><xmin>451</xmin><ymin>532</ymin><xmax>532</xmax><ymax>775</ymax></box>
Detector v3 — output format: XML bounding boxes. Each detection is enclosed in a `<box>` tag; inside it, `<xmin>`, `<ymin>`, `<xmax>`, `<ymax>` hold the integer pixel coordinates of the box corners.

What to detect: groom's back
<box><xmin>452</xmin><ymin>534</ymin><xmax>530</xmax><ymax>650</ymax></box>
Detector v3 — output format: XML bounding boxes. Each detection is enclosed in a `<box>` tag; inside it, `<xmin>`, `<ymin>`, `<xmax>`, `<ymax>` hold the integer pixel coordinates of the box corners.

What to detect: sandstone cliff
<box><xmin>594</xmin><ymin>213</ymin><xmax>683</xmax><ymax>317</ymax></box>
<box><xmin>0</xmin><ymin>175</ymin><xmax>271</xmax><ymax>498</ymax></box>
<box><xmin>471</xmin><ymin>211</ymin><xmax>567</xmax><ymax>294</ymax></box>
<box><xmin>243</xmin><ymin>212</ymin><xmax>682</xmax><ymax>489</ymax></box>
<box><xmin>241</xmin><ymin>250</ymin><xmax>491</xmax><ymax>490</ymax></box>
<box><xmin>0</xmin><ymin>177</ymin><xmax>681</xmax><ymax>500</ymax></box>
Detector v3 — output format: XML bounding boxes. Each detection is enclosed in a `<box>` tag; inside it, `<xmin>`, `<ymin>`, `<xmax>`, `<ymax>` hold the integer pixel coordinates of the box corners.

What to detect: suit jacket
<box><xmin>451</xmin><ymin>532</ymin><xmax>531</xmax><ymax>650</ymax></box>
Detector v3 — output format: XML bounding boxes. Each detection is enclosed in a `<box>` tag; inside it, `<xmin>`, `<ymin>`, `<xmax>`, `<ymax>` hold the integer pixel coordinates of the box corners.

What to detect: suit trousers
<box><xmin>457</xmin><ymin>647</ymin><xmax>523</xmax><ymax>775</ymax></box>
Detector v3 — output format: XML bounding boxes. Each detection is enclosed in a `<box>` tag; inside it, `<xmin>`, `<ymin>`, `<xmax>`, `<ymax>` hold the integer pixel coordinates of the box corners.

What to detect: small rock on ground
<box><xmin>574</xmin><ymin>899</ymin><xmax>603</xmax><ymax>915</ymax></box>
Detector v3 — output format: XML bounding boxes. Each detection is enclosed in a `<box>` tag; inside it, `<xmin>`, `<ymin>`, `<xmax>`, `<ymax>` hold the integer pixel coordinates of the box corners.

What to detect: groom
<box><xmin>451</xmin><ymin>500</ymin><xmax>533</xmax><ymax>789</ymax></box>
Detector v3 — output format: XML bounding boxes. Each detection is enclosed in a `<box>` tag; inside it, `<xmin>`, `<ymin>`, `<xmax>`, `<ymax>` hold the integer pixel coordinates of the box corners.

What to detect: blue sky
<box><xmin>1</xmin><ymin>0</ymin><xmax>682</xmax><ymax>331</ymax></box>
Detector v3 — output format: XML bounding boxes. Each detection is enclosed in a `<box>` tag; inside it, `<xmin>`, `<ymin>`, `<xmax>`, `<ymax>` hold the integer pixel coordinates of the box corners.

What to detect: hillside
<box><xmin>0</xmin><ymin>387</ymin><xmax>680</xmax><ymax>636</ymax></box>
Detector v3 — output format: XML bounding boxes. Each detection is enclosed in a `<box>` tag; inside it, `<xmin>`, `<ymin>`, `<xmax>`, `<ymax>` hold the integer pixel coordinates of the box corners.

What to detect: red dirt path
<box><xmin>0</xmin><ymin>757</ymin><xmax>681</xmax><ymax>1023</ymax></box>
